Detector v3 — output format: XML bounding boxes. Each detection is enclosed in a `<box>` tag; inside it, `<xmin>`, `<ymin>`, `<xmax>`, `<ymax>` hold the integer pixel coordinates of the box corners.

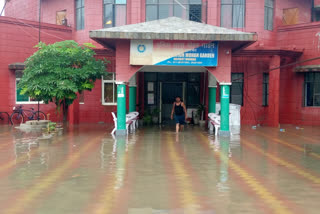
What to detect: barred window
<box><xmin>304</xmin><ymin>73</ymin><xmax>320</xmax><ymax>107</ymax></box>
<box><xmin>231</xmin><ymin>73</ymin><xmax>244</xmax><ymax>105</ymax></box>
<box><xmin>262</xmin><ymin>73</ymin><xmax>269</xmax><ymax>106</ymax></box>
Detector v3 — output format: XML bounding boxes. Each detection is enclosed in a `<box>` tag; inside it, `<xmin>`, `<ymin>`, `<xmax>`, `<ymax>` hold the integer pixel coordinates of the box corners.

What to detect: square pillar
<box><xmin>268</xmin><ymin>56</ymin><xmax>280</xmax><ymax>127</ymax></box>
<box><xmin>129</xmin><ymin>74</ymin><xmax>137</xmax><ymax>112</ymax></box>
<box><xmin>208</xmin><ymin>87</ymin><xmax>217</xmax><ymax>113</ymax></box>
<box><xmin>219</xmin><ymin>83</ymin><xmax>231</xmax><ymax>137</ymax></box>
<box><xmin>208</xmin><ymin>72</ymin><xmax>217</xmax><ymax>113</ymax></box>
<box><xmin>116</xmin><ymin>82</ymin><xmax>127</xmax><ymax>136</ymax></box>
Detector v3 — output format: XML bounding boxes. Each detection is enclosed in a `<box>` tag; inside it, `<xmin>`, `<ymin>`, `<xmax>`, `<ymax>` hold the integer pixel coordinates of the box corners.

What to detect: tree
<box><xmin>18</xmin><ymin>40</ymin><xmax>107</xmax><ymax>122</ymax></box>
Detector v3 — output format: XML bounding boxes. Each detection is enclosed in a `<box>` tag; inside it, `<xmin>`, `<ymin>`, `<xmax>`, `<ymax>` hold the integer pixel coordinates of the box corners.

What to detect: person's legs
<box><xmin>176</xmin><ymin>123</ymin><xmax>180</xmax><ymax>133</ymax></box>
<box><xmin>174</xmin><ymin>115</ymin><xmax>180</xmax><ymax>133</ymax></box>
<box><xmin>179</xmin><ymin>115</ymin><xmax>186</xmax><ymax>131</ymax></box>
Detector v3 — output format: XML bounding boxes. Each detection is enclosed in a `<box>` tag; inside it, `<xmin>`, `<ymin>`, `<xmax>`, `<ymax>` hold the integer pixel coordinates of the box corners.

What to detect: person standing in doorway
<box><xmin>170</xmin><ymin>96</ymin><xmax>187</xmax><ymax>133</ymax></box>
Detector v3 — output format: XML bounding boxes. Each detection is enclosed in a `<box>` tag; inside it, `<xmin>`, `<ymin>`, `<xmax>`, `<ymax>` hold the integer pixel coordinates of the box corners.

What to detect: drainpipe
<box><xmin>37</xmin><ymin>0</ymin><xmax>41</xmax><ymax>120</ymax></box>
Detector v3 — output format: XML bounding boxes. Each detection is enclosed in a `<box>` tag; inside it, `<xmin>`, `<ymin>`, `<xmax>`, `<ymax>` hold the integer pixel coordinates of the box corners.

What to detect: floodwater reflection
<box><xmin>0</xmin><ymin>124</ymin><xmax>319</xmax><ymax>213</ymax></box>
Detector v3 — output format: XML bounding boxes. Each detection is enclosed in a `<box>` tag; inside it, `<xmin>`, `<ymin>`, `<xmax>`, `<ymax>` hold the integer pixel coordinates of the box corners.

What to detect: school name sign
<box><xmin>130</xmin><ymin>40</ymin><xmax>218</xmax><ymax>67</ymax></box>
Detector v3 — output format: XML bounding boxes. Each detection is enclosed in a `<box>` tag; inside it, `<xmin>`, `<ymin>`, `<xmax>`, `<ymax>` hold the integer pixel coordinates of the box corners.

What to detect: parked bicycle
<box><xmin>10</xmin><ymin>105</ymin><xmax>47</xmax><ymax>125</ymax></box>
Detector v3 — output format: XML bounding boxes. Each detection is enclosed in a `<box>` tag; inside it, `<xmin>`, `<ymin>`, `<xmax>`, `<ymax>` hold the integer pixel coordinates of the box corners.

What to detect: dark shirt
<box><xmin>174</xmin><ymin>103</ymin><xmax>184</xmax><ymax>116</ymax></box>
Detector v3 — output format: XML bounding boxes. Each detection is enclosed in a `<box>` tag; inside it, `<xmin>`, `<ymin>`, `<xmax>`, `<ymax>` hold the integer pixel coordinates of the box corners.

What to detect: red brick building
<box><xmin>1</xmin><ymin>0</ymin><xmax>320</xmax><ymax>128</ymax></box>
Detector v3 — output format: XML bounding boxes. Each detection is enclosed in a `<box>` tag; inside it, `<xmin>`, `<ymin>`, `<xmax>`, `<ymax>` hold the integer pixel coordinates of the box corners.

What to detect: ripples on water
<box><xmin>0</xmin><ymin>124</ymin><xmax>319</xmax><ymax>213</ymax></box>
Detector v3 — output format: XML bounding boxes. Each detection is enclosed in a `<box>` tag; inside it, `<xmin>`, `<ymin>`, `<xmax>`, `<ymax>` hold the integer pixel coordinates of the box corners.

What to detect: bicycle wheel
<box><xmin>10</xmin><ymin>112</ymin><xmax>24</xmax><ymax>125</ymax></box>
<box><xmin>0</xmin><ymin>112</ymin><xmax>9</xmax><ymax>125</ymax></box>
<box><xmin>34</xmin><ymin>111</ymin><xmax>47</xmax><ymax>120</ymax></box>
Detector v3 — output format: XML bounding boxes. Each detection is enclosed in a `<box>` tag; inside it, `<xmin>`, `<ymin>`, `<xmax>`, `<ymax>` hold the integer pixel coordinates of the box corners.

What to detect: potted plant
<box><xmin>142</xmin><ymin>109</ymin><xmax>152</xmax><ymax>126</ymax></box>
<box><xmin>151</xmin><ymin>108</ymin><xmax>160</xmax><ymax>124</ymax></box>
<box><xmin>197</xmin><ymin>104</ymin><xmax>206</xmax><ymax>127</ymax></box>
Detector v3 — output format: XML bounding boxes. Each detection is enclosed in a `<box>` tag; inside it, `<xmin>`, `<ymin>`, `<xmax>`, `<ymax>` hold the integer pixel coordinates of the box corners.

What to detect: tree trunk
<box><xmin>62</xmin><ymin>99</ymin><xmax>68</xmax><ymax>123</ymax></box>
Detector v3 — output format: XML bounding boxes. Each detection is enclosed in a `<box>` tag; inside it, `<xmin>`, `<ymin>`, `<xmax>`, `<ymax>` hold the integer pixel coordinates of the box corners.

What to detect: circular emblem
<box><xmin>137</xmin><ymin>44</ymin><xmax>146</xmax><ymax>53</ymax></box>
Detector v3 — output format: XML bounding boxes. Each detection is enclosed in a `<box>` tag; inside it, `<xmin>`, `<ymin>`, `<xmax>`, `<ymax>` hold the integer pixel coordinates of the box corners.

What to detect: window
<box><xmin>221</xmin><ymin>0</ymin><xmax>246</xmax><ymax>28</ymax></box>
<box><xmin>56</xmin><ymin>10</ymin><xmax>67</xmax><ymax>26</ymax></box>
<box><xmin>76</xmin><ymin>0</ymin><xmax>85</xmax><ymax>30</ymax></box>
<box><xmin>16</xmin><ymin>78</ymin><xmax>41</xmax><ymax>104</ymax></box>
<box><xmin>312</xmin><ymin>3</ymin><xmax>320</xmax><ymax>22</ymax></box>
<box><xmin>264</xmin><ymin>0</ymin><xmax>274</xmax><ymax>30</ymax></box>
<box><xmin>147</xmin><ymin>82</ymin><xmax>155</xmax><ymax>105</ymax></box>
<box><xmin>230</xmin><ymin>73</ymin><xmax>244</xmax><ymax>105</ymax></box>
<box><xmin>146</xmin><ymin>0</ymin><xmax>203</xmax><ymax>23</ymax></box>
<box><xmin>103</xmin><ymin>0</ymin><xmax>127</xmax><ymax>28</ymax></box>
<box><xmin>102</xmin><ymin>73</ymin><xmax>117</xmax><ymax>105</ymax></box>
<box><xmin>304</xmin><ymin>73</ymin><xmax>320</xmax><ymax>107</ymax></box>
<box><xmin>262</xmin><ymin>73</ymin><xmax>269</xmax><ymax>106</ymax></box>
<box><xmin>282</xmin><ymin>8</ymin><xmax>299</xmax><ymax>25</ymax></box>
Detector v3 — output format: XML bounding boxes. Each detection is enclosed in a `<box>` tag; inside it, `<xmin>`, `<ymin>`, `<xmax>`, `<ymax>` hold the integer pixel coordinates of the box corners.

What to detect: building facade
<box><xmin>1</xmin><ymin>0</ymin><xmax>320</xmax><ymax>128</ymax></box>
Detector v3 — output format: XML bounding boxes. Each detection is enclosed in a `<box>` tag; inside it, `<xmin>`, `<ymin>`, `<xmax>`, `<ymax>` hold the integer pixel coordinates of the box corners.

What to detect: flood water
<box><xmin>0</xmin><ymin>124</ymin><xmax>320</xmax><ymax>214</ymax></box>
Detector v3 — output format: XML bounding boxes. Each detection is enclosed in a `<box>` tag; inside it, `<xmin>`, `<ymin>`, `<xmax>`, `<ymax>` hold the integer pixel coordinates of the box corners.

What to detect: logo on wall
<box><xmin>137</xmin><ymin>44</ymin><xmax>146</xmax><ymax>53</ymax></box>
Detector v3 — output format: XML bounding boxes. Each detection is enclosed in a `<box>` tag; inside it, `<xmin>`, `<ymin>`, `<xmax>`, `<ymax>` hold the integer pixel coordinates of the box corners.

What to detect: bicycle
<box><xmin>10</xmin><ymin>105</ymin><xmax>47</xmax><ymax>125</ymax></box>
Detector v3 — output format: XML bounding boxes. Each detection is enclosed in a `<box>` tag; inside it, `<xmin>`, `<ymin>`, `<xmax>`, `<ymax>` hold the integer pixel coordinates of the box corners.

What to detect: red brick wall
<box><xmin>275</xmin><ymin>0</ymin><xmax>312</xmax><ymax>26</ymax></box>
<box><xmin>278</xmin><ymin>22</ymin><xmax>320</xmax><ymax>125</ymax></box>
<box><xmin>0</xmin><ymin>17</ymin><xmax>72</xmax><ymax>122</ymax></box>
<box><xmin>5</xmin><ymin>0</ymin><xmax>39</xmax><ymax>22</ymax></box>
<box><xmin>41</xmin><ymin>0</ymin><xmax>75</xmax><ymax>28</ymax></box>
<box><xmin>231</xmin><ymin>57</ymin><xmax>270</xmax><ymax>125</ymax></box>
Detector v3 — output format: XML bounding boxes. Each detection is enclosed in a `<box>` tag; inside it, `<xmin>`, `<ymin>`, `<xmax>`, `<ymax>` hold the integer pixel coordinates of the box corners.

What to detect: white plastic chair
<box><xmin>111</xmin><ymin>112</ymin><xmax>132</xmax><ymax>135</ymax></box>
<box><xmin>208</xmin><ymin>113</ymin><xmax>221</xmax><ymax>136</ymax></box>
<box><xmin>127</xmin><ymin>112</ymin><xmax>139</xmax><ymax>130</ymax></box>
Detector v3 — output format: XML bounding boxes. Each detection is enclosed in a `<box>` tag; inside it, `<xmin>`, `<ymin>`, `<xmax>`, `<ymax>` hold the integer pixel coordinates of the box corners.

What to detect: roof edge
<box><xmin>89</xmin><ymin>31</ymin><xmax>257</xmax><ymax>42</ymax></box>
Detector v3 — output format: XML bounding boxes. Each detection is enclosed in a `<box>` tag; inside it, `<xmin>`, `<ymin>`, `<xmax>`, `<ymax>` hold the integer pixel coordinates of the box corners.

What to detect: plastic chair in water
<box><xmin>111</xmin><ymin>112</ymin><xmax>132</xmax><ymax>135</ymax></box>
<box><xmin>208</xmin><ymin>113</ymin><xmax>221</xmax><ymax>136</ymax></box>
<box><xmin>128</xmin><ymin>111</ymin><xmax>139</xmax><ymax>129</ymax></box>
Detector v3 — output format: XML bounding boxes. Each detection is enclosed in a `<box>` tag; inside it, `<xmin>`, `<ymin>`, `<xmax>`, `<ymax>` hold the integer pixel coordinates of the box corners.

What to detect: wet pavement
<box><xmin>0</xmin><ymin>124</ymin><xmax>320</xmax><ymax>214</ymax></box>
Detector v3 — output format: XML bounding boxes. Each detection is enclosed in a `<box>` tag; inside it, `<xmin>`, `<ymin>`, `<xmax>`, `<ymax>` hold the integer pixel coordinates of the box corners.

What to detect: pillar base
<box><xmin>219</xmin><ymin>130</ymin><xmax>231</xmax><ymax>137</ymax></box>
<box><xmin>116</xmin><ymin>129</ymin><xmax>127</xmax><ymax>136</ymax></box>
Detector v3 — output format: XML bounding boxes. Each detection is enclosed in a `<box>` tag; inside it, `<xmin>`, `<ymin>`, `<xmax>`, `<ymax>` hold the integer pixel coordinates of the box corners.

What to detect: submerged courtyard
<box><xmin>0</xmin><ymin>124</ymin><xmax>319</xmax><ymax>214</ymax></box>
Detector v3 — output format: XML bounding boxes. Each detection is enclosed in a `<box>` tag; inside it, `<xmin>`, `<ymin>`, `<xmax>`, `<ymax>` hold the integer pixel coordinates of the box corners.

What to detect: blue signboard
<box><xmin>156</xmin><ymin>42</ymin><xmax>218</xmax><ymax>67</ymax></box>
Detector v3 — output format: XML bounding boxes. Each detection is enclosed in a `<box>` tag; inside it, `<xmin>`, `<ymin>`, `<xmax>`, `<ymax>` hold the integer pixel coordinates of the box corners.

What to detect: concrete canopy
<box><xmin>89</xmin><ymin>17</ymin><xmax>257</xmax><ymax>51</ymax></box>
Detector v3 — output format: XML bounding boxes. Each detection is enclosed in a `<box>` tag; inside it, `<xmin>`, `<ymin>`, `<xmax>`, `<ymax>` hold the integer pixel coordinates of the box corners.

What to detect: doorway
<box><xmin>160</xmin><ymin>82</ymin><xmax>186</xmax><ymax>123</ymax></box>
<box><xmin>143</xmin><ymin>72</ymin><xmax>201</xmax><ymax>124</ymax></box>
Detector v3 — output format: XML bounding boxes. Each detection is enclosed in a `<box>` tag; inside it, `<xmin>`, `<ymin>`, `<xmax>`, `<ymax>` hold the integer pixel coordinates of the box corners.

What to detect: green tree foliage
<box><xmin>18</xmin><ymin>40</ymin><xmax>107</xmax><ymax>121</ymax></box>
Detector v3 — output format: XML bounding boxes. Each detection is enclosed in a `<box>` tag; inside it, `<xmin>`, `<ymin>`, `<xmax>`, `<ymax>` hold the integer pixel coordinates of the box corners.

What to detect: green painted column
<box><xmin>129</xmin><ymin>86</ymin><xmax>137</xmax><ymax>112</ymax></box>
<box><xmin>208</xmin><ymin>87</ymin><xmax>217</xmax><ymax>113</ymax></box>
<box><xmin>117</xmin><ymin>83</ymin><xmax>127</xmax><ymax>135</ymax></box>
<box><xmin>220</xmin><ymin>84</ymin><xmax>231</xmax><ymax>136</ymax></box>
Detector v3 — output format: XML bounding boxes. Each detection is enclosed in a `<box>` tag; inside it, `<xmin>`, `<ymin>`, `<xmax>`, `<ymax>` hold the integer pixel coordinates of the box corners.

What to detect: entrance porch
<box><xmin>90</xmin><ymin>17</ymin><xmax>257</xmax><ymax>136</ymax></box>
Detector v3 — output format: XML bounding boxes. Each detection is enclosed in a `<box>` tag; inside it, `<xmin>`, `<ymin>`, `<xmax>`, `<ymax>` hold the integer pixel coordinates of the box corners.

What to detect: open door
<box><xmin>161</xmin><ymin>82</ymin><xmax>184</xmax><ymax>124</ymax></box>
